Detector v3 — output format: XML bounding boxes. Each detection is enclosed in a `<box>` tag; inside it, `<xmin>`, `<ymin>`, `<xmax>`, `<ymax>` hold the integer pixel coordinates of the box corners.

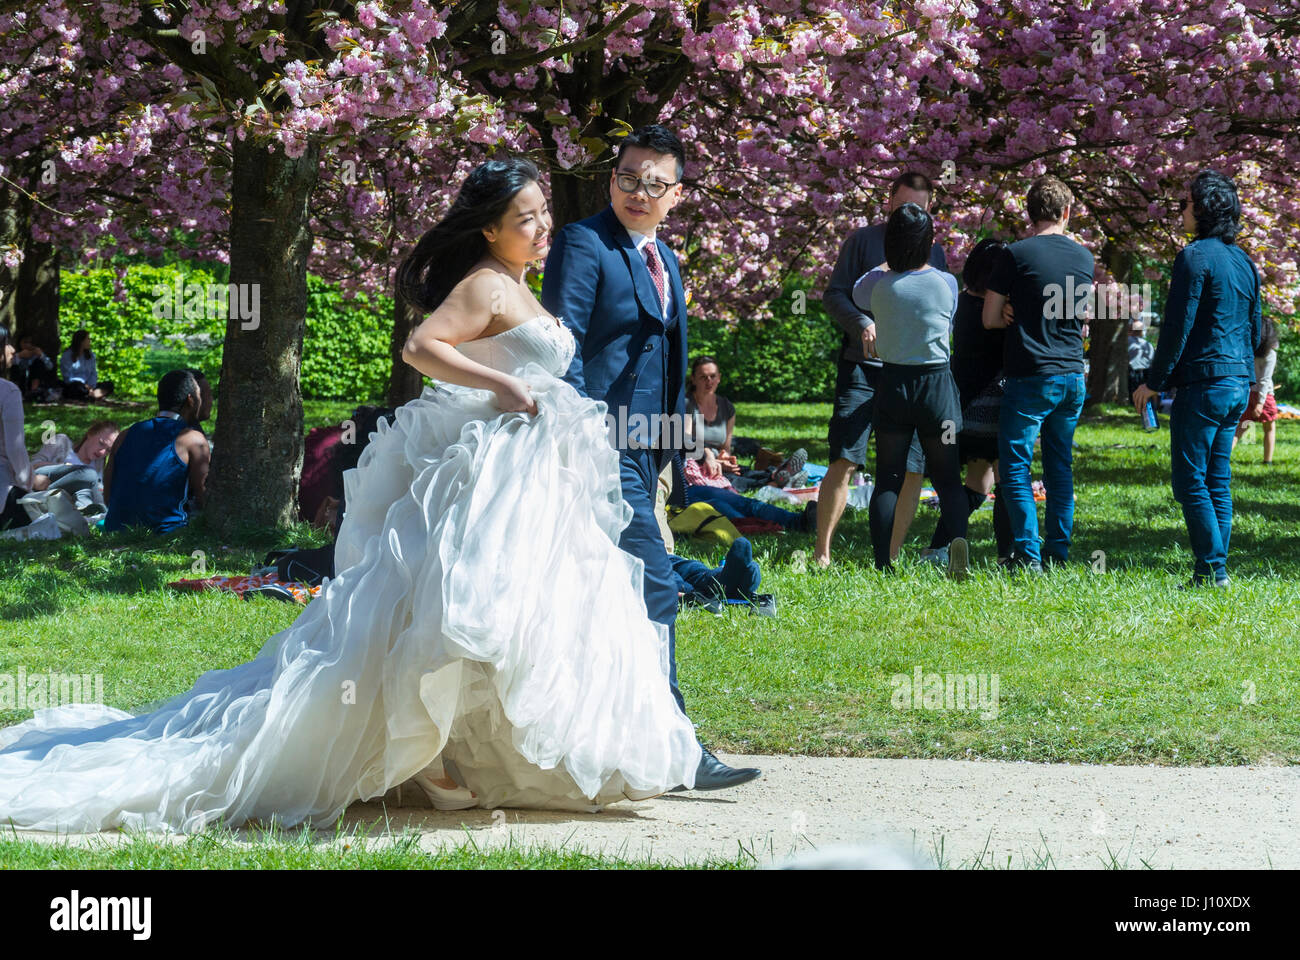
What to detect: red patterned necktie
<box><xmin>643</xmin><ymin>242</ymin><xmax>668</xmax><ymax>317</ymax></box>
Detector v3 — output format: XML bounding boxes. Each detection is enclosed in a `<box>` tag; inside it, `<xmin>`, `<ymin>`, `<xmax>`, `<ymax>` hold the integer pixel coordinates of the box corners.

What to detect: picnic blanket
<box><xmin>732</xmin><ymin>517</ymin><xmax>786</xmax><ymax>536</ymax></box>
<box><xmin>921</xmin><ymin>480</ymin><xmax>1047</xmax><ymax>508</ymax></box>
<box><xmin>168</xmin><ymin>572</ymin><xmax>321</xmax><ymax>605</ymax></box>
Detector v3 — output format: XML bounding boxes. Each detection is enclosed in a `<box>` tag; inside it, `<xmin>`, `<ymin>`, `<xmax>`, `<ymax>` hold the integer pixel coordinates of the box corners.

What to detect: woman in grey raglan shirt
<box><xmin>852</xmin><ymin>203</ymin><xmax>968</xmax><ymax>578</ymax></box>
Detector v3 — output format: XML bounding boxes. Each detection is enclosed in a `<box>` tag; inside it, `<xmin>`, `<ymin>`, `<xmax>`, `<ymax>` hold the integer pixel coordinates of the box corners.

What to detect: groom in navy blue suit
<box><xmin>542</xmin><ymin>125</ymin><xmax>760</xmax><ymax>792</ymax></box>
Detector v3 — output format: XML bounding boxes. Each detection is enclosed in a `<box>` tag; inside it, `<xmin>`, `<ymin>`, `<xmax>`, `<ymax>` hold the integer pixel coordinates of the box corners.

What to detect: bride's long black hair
<box><xmin>396</xmin><ymin>156</ymin><xmax>542</xmax><ymax>313</ymax></box>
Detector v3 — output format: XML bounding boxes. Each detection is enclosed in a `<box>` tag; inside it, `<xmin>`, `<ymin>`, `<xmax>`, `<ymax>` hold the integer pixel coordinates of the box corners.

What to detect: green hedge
<box><xmin>60</xmin><ymin>265</ymin><xmax>226</xmax><ymax>399</ymax></box>
<box><xmin>58</xmin><ymin>266</ymin><xmax>393</xmax><ymax>402</ymax></box>
<box><xmin>687</xmin><ymin>284</ymin><xmax>840</xmax><ymax>403</ymax></box>
<box><xmin>57</xmin><ymin>262</ymin><xmax>1296</xmax><ymax>407</ymax></box>
<box><xmin>300</xmin><ymin>275</ymin><xmax>392</xmax><ymax>403</ymax></box>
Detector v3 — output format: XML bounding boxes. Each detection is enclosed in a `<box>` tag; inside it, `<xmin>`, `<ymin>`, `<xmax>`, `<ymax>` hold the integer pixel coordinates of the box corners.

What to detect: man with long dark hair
<box><xmin>543</xmin><ymin>125</ymin><xmax>761</xmax><ymax>792</ymax></box>
<box><xmin>1133</xmin><ymin>170</ymin><xmax>1261</xmax><ymax>587</ymax></box>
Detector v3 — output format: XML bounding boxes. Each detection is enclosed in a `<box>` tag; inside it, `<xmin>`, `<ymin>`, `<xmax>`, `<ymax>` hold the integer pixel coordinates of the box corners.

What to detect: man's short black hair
<box><xmin>615</xmin><ymin>124</ymin><xmax>685</xmax><ymax>181</ymax></box>
<box><xmin>183</xmin><ymin>367</ymin><xmax>208</xmax><ymax>383</ymax></box>
<box><xmin>890</xmin><ymin>171</ymin><xmax>934</xmax><ymax>200</ymax></box>
<box><xmin>158</xmin><ymin>369</ymin><xmax>199</xmax><ymax>412</ymax></box>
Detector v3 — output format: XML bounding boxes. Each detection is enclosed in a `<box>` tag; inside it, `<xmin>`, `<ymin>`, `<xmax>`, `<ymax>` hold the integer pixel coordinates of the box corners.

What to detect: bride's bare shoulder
<box><xmin>450</xmin><ymin>264</ymin><xmax>512</xmax><ymax>307</ymax></box>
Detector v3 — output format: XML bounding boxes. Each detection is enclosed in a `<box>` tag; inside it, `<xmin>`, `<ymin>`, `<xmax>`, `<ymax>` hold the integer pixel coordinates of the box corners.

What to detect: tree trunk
<box><xmin>385</xmin><ymin>284</ymin><xmax>425</xmax><ymax>407</ymax></box>
<box><xmin>549</xmin><ymin>166</ymin><xmax>610</xmax><ymax>230</ymax></box>
<box><xmin>1087</xmin><ymin>246</ymin><xmax>1136</xmax><ymax>404</ymax></box>
<box><xmin>0</xmin><ymin>174</ymin><xmax>24</xmax><ymax>337</ymax></box>
<box><xmin>16</xmin><ymin>239</ymin><xmax>61</xmax><ymax>356</ymax></box>
<box><xmin>0</xmin><ymin>157</ymin><xmax>62</xmax><ymax>356</ymax></box>
<box><xmin>205</xmin><ymin>136</ymin><xmax>320</xmax><ymax>534</ymax></box>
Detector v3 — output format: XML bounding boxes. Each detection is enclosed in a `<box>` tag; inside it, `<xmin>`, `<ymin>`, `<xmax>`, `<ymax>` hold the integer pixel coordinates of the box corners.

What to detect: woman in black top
<box><xmin>927</xmin><ymin>238</ymin><xmax>1013</xmax><ymax>562</ymax></box>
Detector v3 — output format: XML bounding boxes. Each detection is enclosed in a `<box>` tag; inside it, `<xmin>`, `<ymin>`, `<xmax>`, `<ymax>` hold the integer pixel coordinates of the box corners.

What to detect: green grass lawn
<box><xmin>0</xmin><ymin>825</ymin><xmax>751</xmax><ymax>870</ymax></box>
<box><xmin>2</xmin><ymin>401</ymin><xmax>1297</xmax><ymax>774</ymax></box>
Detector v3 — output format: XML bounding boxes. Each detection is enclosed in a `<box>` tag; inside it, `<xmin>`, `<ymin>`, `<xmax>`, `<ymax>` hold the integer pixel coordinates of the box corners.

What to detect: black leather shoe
<box><xmin>669</xmin><ymin>746</ymin><xmax>761</xmax><ymax>792</ymax></box>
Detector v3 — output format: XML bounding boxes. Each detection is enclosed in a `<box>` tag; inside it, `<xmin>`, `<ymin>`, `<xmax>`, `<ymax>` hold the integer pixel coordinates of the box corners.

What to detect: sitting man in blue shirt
<box><xmin>103</xmin><ymin>369</ymin><xmax>212</xmax><ymax>534</ymax></box>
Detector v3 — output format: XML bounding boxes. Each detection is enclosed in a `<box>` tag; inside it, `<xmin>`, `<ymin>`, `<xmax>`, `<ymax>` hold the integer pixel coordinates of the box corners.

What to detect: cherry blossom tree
<box><xmin>5</xmin><ymin>1</ymin><xmax>1297</xmax><ymax>530</ymax></box>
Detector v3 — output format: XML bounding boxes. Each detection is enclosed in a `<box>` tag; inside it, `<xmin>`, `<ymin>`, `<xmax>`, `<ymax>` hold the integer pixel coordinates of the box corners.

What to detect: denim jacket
<box><xmin>1145</xmin><ymin>238</ymin><xmax>1261</xmax><ymax>391</ymax></box>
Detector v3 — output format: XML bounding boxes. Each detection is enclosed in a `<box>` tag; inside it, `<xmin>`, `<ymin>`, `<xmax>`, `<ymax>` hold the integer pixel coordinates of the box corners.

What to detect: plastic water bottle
<box><xmin>1142</xmin><ymin>398</ymin><xmax>1159</xmax><ymax>432</ymax></box>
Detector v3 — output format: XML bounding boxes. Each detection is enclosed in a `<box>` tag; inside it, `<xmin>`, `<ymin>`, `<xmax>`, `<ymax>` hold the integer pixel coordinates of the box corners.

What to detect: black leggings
<box><xmin>870</xmin><ymin>430</ymin><xmax>967</xmax><ymax>569</ymax></box>
<box><xmin>867</xmin><ymin>362</ymin><xmax>968</xmax><ymax>570</ymax></box>
<box><xmin>930</xmin><ymin>479</ymin><xmax>1013</xmax><ymax>558</ymax></box>
<box><xmin>61</xmin><ymin>379</ymin><xmax>114</xmax><ymax>400</ymax></box>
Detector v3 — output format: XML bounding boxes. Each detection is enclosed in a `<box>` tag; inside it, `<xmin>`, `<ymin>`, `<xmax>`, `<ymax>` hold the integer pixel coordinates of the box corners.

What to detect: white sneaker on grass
<box><xmin>947</xmin><ymin>537</ymin><xmax>970</xmax><ymax>582</ymax></box>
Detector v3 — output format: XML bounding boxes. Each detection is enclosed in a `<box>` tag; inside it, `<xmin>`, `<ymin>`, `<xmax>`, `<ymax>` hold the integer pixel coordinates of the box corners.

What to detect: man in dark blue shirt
<box><xmin>1132</xmin><ymin>171</ymin><xmax>1261</xmax><ymax>587</ymax></box>
<box><xmin>103</xmin><ymin>370</ymin><xmax>211</xmax><ymax>534</ymax></box>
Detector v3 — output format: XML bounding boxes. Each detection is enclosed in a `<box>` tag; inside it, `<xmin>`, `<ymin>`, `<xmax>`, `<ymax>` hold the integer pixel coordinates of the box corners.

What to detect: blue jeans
<box><xmin>998</xmin><ymin>373</ymin><xmax>1086</xmax><ymax>564</ymax></box>
<box><xmin>685</xmin><ymin>483</ymin><xmax>801</xmax><ymax>529</ymax></box>
<box><xmin>1170</xmin><ymin>377</ymin><xmax>1251</xmax><ymax>580</ymax></box>
<box><xmin>669</xmin><ymin>537</ymin><xmax>762</xmax><ymax>599</ymax></box>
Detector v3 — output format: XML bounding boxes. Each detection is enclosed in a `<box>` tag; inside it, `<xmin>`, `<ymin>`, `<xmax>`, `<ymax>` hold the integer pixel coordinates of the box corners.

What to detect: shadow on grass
<box><xmin>0</xmin><ymin>514</ymin><xmax>332</xmax><ymax>618</ymax></box>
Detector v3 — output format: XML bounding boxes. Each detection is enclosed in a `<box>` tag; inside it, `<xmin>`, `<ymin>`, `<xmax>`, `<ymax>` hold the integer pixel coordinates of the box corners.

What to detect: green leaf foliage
<box><xmin>59</xmin><ymin>266</ymin><xmax>393</xmax><ymax>403</ymax></box>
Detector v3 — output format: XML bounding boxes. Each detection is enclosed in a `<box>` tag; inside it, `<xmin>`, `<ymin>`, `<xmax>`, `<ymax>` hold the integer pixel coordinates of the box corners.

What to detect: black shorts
<box><xmin>827</xmin><ymin>359</ymin><xmax>925</xmax><ymax>472</ymax></box>
<box><xmin>873</xmin><ymin>362</ymin><xmax>963</xmax><ymax>440</ymax></box>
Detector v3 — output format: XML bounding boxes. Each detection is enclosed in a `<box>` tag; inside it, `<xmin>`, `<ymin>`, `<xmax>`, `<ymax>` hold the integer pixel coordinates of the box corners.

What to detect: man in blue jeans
<box><xmin>983</xmin><ymin>176</ymin><xmax>1095</xmax><ymax>572</ymax></box>
<box><xmin>1133</xmin><ymin>171</ymin><xmax>1261</xmax><ymax>587</ymax></box>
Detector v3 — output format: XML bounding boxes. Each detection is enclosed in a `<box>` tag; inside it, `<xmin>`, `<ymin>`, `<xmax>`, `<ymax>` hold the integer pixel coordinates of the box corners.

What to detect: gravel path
<box><xmin>12</xmin><ymin>755</ymin><xmax>1297</xmax><ymax>868</ymax></box>
<box><xmin>344</xmin><ymin>754</ymin><xmax>1299</xmax><ymax>868</ymax></box>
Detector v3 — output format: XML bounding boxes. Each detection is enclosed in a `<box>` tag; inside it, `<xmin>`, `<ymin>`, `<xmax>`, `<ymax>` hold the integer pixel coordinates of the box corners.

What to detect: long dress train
<box><xmin>0</xmin><ymin>315</ymin><xmax>700</xmax><ymax>832</ymax></box>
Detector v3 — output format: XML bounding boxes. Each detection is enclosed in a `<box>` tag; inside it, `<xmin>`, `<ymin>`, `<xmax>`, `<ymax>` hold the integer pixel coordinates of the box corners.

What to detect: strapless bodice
<box><xmin>454</xmin><ymin>315</ymin><xmax>575</xmax><ymax>377</ymax></box>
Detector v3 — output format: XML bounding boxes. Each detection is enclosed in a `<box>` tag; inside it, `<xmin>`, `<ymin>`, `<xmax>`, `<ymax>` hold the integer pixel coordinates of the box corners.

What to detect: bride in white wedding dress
<box><xmin>0</xmin><ymin>157</ymin><xmax>701</xmax><ymax>833</ymax></box>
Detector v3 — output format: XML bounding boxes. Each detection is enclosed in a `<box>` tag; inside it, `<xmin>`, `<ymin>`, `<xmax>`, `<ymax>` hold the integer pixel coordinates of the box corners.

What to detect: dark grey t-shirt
<box><xmin>686</xmin><ymin>394</ymin><xmax>735</xmax><ymax>451</ymax></box>
<box><xmin>986</xmin><ymin>234</ymin><xmax>1094</xmax><ymax>377</ymax></box>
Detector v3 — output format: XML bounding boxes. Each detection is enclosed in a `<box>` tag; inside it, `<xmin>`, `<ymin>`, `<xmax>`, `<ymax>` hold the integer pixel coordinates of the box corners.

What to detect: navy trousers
<box><xmin>617</xmin><ymin>447</ymin><xmax>685</xmax><ymax>714</ymax></box>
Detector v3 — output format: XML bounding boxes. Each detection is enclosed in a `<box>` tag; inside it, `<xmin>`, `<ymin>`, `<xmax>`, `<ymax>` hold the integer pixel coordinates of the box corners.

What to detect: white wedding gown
<box><xmin>0</xmin><ymin>315</ymin><xmax>701</xmax><ymax>832</ymax></box>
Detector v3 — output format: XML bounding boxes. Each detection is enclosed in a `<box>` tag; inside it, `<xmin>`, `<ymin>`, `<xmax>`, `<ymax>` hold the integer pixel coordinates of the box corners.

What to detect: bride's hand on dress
<box><xmin>494</xmin><ymin>376</ymin><xmax>538</xmax><ymax>415</ymax></box>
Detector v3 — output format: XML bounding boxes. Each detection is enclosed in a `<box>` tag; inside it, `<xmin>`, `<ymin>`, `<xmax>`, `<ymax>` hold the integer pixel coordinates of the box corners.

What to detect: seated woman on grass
<box><xmin>685</xmin><ymin>354</ymin><xmax>808</xmax><ymax>487</ymax></box>
<box><xmin>685</xmin><ymin>355</ymin><xmax>740</xmax><ymax>477</ymax></box>
<box><xmin>59</xmin><ymin>329</ymin><xmax>115</xmax><ymax>401</ymax></box>
<box><xmin>29</xmin><ymin>419</ymin><xmax>120</xmax><ymax>515</ymax></box>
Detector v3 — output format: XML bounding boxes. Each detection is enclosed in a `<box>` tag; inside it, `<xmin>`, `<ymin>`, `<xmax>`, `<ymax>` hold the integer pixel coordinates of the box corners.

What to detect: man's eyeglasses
<box><xmin>615</xmin><ymin>171</ymin><xmax>679</xmax><ymax>199</ymax></box>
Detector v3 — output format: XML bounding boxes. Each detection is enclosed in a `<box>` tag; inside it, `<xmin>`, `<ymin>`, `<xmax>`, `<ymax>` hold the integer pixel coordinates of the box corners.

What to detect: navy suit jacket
<box><xmin>542</xmin><ymin>205</ymin><xmax>688</xmax><ymax>470</ymax></box>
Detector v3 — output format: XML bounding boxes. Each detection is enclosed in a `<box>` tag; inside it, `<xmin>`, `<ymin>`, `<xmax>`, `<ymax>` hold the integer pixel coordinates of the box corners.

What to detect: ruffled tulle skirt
<box><xmin>0</xmin><ymin>364</ymin><xmax>700</xmax><ymax>832</ymax></box>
